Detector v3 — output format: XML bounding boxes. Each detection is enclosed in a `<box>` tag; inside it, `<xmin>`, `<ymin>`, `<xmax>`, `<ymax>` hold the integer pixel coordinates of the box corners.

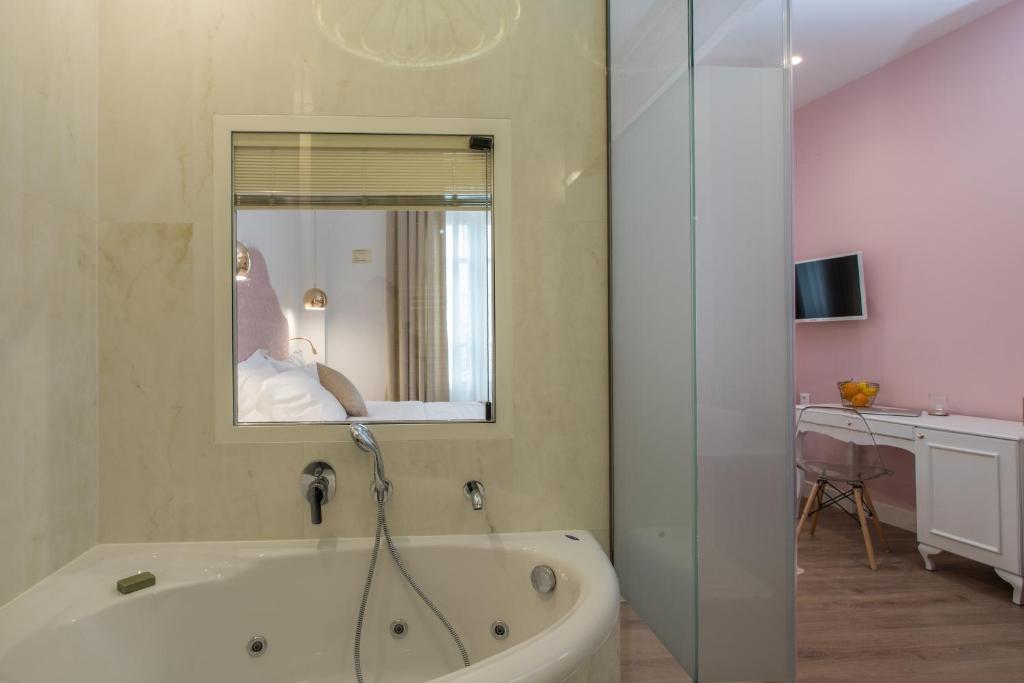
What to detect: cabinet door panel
<box><xmin>915</xmin><ymin>430</ymin><xmax>1020</xmax><ymax>572</ymax></box>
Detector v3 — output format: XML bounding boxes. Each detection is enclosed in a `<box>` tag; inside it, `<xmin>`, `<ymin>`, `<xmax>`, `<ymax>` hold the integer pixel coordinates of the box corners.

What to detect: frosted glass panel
<box><xmin>693</xmin><ymin>0</ymin><xmax>795</xmax><ymax>681</ymax></box>
<box><xmin>611</xmin><ymin>1</ymin><xmax>793</xmax><ymax>679</ymax></box>
<box><xmin>610</xmin><ymin>0</ymin><xmax>696</xmax><ymax>676</ymax></box>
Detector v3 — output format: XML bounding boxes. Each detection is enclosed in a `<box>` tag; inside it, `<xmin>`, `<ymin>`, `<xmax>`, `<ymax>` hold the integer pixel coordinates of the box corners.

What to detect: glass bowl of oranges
<box><xmin>838</xmin><ymin>380</ymin><xmax>880</xmax><ymax>408</ymax></box>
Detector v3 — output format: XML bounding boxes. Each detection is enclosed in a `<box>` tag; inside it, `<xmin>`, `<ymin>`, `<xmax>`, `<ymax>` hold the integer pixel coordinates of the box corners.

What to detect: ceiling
<box><xmin>793</xmin><ymin>0</ymin><xmax>1016</xmax><ymax>107</ymax></box>
<box><xmin>609</xmin><ymin>0</ymin><xmax>1017</xmax><ymax>130</ymax></box>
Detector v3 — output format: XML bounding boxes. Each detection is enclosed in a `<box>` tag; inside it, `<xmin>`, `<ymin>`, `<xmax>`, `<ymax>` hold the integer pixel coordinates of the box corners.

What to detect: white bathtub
<box><xmin>0</xmin><ymin>531</ymin><xmax>619</xmax><ymax>683</ymax></box>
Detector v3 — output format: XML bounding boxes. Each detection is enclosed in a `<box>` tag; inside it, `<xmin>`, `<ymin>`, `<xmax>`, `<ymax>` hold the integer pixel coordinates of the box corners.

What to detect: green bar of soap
<box><xmin>116</xmin><ymin>571</ymin><xmax>156</xmax><ymax>594</ymax></box>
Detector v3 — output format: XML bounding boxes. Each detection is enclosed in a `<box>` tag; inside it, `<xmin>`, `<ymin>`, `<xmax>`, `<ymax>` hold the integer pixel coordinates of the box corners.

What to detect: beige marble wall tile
<box><xmin>0</xmin><ymin>0</ymin><xmax>99</xmax><ymax>606</ymax></box>
<box><xmin>97</xmin><ymin>0</ymin><xmax>192</xmax><ymax>224</ymax></box>
<box><xmin>97</xmin><ymin>0</ymin><xmax>609</xmax><ymax>547</ymax></box>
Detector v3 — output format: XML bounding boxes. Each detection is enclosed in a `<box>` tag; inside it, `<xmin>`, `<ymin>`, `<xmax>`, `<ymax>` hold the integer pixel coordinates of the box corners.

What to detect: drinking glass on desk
<box><xmin>928</xmin><ymin>392</ymin><xmax>949</xmax><ymax>416</ymax></box>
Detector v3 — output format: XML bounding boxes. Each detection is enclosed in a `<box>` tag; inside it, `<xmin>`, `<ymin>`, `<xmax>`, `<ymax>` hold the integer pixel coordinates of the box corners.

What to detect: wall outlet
<box><xmin>799</xmin><ymin>393</ymin><xmax>811</xmax><ymax>405</ymax></box>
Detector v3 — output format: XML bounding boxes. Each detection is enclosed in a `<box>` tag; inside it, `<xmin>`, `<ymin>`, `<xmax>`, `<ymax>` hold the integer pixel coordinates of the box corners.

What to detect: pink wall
<box><xmin>795</xmin><ymin>0</ymin><xmax>1024</xmax><ymax>510</ymax></box>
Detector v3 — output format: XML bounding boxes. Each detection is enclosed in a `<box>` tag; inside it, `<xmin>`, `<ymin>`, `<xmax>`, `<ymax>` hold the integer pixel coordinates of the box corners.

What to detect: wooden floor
<box><xmin>621</xmin><ymin>602</ymin><xmax>693</xmax><ymax>683</ymax></box>
<box><xmin>621</xmin><ymin>507</ymin><xmax>1024</xmax><ymax>682</ymax></box>
<box><xmin>797</xmin><ymin>507</ymin><xmax>1024</xmax><ymax>682</ymax></box>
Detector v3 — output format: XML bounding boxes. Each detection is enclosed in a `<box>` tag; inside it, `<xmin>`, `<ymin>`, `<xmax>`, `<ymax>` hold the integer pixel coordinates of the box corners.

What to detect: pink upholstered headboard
<box><xmin>235</xmin><ymin>246</ymin><xmax>289</xmax><ymax>361</ymax></box>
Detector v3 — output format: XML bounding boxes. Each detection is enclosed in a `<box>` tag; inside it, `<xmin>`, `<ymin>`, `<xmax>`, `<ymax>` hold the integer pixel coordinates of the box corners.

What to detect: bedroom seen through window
<box><xmin>231</xmin><ymin>132</ymin><xmax>494</xmax><ymax>424</ymax></box>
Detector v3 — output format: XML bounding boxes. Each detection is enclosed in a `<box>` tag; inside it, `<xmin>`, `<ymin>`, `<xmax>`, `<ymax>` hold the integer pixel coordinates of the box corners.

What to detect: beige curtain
<box><xmin>386</xmin><ymin>211</ymin><xmax>450</xmax><ymax>401</ymax></box>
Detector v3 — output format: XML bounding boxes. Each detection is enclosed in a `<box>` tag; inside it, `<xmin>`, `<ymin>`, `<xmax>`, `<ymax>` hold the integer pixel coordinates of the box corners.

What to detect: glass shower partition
<box><xmin>692</xmin><ymin>0</ymin><xmax>794</xmax><ymax>681</ymax></box>
<box><xmin>610</xmin><ymin>0</ymin><xmax>794</xmax><ymax>680</ymax></box>
<box><xmin>610</xmin><ymin>0</ymin><xmax>697</xmax><ymax>674</ymax></box>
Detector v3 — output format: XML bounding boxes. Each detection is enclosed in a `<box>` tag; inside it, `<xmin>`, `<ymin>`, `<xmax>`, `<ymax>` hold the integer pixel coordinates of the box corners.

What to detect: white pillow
<box><xmin>239</xmin><ymin>349</ymin><xmax>274</xmax><ymax>370</ymax></box>
<box><xmin>267</xmin><ymin>350</ymin><xmax>318</xmax><ymax>378</ymax></box>
<box><xmin>237</xmin><ymin>349</ymin><xmax>343</xmax><ymax>422</ymax></box>
<box><xmin>237</xmin><ymin>351</ymin><xmax>279</xmax><ymax>420</ymax></box>
<box><xmin>255</xmin><ymin>368</ymin><xmax>348</xmax><ymax>422</ymax></box>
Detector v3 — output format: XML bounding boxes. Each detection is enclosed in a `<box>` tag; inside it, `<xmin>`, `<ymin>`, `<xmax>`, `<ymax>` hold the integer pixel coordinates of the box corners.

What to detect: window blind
<box><xmin>232</xmin><ymin>132</ymin><xmax>492</xmax><ymax>210</ymax></box>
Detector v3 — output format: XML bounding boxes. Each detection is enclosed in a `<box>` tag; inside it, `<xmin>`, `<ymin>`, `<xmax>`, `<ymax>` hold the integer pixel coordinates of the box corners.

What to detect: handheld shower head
<box><xmin>350</xmin><ymin>423</ymin><xmax>388</xmax><ymax>497</ymax></box>
<box><xmin>350</xmin><ymin>422</ymin><xmax>379</xmax><ymax>452</ymax></box>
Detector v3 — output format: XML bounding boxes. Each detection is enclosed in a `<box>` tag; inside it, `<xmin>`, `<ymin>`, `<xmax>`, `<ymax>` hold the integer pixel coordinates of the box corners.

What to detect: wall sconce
<box><xmin>304</xmin><ymin>287</ymin><xmax>328</xmax><ymax>311</ymax></box>
<box><xmin>235</xmin><ymin>241</ymin><xmax>251</xmax><ymax>281</ymax></box>
<box><xmin>289</xmin><ymin>337</ymin><xmax>319</xmax><ymax>355</ymax></box>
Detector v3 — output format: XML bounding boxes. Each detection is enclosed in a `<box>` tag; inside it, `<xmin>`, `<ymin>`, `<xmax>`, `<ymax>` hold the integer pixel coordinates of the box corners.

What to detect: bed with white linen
<box><xmin>236</xmin><ymin>350</ymin><xmax>486</xmax><ymax>423</ymax></box>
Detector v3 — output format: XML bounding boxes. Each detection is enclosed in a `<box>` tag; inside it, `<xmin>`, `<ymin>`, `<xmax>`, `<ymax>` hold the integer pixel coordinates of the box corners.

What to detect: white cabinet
<box><xmin>914</xmin><ymin>428</ymin><xmax>1023</xmax><ymax>605</ymax></box>
<box><xmin>797</xmin><ymin>405</ymin><xmax>1024</xmax><ymax>604</ymax></box>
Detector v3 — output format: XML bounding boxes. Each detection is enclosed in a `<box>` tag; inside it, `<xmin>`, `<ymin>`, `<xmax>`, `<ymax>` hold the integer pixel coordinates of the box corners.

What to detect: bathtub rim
<box><xmin>0</xmin><ymin>530</ymin><xmax>619</xmax><ymax>683</ymax></box>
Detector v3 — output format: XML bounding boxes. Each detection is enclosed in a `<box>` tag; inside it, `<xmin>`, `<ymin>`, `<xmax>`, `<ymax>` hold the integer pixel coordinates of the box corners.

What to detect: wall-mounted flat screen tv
<box><xmin>795</xmin><ymin>251</ymin><xmax>867</xmax><ymax>322</ymax></box>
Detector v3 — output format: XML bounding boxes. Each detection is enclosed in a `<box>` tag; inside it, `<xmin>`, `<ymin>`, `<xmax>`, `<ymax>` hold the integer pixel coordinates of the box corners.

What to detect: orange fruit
<box><xmin>851</xmin><ymin>393</ymin><xmax>870</xmax><ymax>407</ymax></box>
<box><xmin>864</xmin><ymin>385</ymin><xmax>879</xmax><ymax>397</ymax></box>
<box><xmin>841</xmin><ymin>382</ymin><xmax>860</xmax><ymax>400</ymax></box>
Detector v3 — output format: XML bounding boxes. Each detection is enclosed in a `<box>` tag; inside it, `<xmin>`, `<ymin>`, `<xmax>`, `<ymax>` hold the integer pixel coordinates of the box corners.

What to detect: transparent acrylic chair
<box><xmin>795</xmin><ymin>406</ymin><xmax>893</xmax><ymax>570</ymax></box>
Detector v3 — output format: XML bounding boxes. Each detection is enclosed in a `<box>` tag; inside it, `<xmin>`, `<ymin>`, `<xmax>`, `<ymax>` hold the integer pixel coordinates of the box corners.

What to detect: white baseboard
<box><xmin>870</xmin><ymin>499</ymin><xmax>917</xmax><ymax>532</ymax></box>
<box><xmin>801</xmin><ymin>481</ymin><xmax>916</xmax><ymax>532</ymax></box>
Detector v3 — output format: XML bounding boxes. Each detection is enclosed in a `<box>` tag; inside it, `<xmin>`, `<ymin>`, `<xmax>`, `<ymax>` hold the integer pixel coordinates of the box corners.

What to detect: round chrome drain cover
<box><xmin>531</xmin><ymin>565</ymin><xmax>557</xmax><ymax>594</ymax></box>
<box><xmin>247</xmin><ymin>635</ymin><xmax>268</xmax><ymax>657</ymax></box>
<box><xmin>390</xmin><ymin>619</ymin><xmax>408</xmax><ymax>639</ymax></box>
<box><xmin>491</xmin><ymin>620</ymin><xmax>510</xmax><ymax>640</ymax></box>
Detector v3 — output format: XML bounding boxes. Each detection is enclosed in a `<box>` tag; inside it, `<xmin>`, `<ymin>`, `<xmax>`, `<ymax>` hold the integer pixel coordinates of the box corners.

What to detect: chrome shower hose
<box><xmin>354</xmin><ymin>489</ymin><xmax>470</xmax><ymax>682</ymax></box>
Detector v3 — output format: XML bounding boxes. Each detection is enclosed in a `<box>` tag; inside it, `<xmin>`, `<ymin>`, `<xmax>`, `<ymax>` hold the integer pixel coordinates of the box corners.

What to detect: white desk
<box><xmin>797</xmin><ymin>405</ymin><xmax>1024</xmax><ymax>605</ymax></box>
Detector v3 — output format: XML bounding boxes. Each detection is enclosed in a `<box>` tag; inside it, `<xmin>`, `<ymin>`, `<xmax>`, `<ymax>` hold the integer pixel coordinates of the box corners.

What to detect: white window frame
<box><xmin>213</xmin><ymin>115</ymin><xmax>513</xmax><ymax>443</ymax></box>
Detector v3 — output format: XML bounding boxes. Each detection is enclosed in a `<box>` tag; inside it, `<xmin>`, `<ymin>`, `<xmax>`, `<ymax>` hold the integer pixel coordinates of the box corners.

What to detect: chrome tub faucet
<box><xmin>464</xmin><ymin>481</ymin><xmax>485</xmax><ymax>511</ymax></box>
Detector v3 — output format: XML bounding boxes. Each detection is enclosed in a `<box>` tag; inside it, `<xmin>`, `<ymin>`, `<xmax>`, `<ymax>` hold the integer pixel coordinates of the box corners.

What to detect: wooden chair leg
<box><xmin>861</xmin><ymin>485</ymin><xmax>890</xmax><ymax>551</ymax></box>
<box><xmin>809</xmin><ymin>482</ymin><xmax>825</xmax><ymax>536</ymax></box>
<box><xmin>853</xmin><ymin>487</ymin><xmax>877</xmax><ymax>570</ymax></box>
<box><xmin>796</xmin><ymin>481</ymin><xmax>821</xmax><ymax>541</ymax></box>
